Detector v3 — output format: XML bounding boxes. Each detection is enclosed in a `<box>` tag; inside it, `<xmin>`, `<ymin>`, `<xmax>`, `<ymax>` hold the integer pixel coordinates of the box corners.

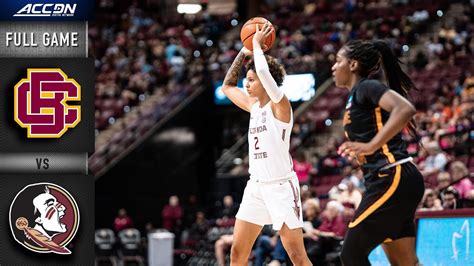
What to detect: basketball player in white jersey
<box><xmin>222</xmin><ymin>22</ymin><xmax>312</xmax><ymax>266</ymax></box>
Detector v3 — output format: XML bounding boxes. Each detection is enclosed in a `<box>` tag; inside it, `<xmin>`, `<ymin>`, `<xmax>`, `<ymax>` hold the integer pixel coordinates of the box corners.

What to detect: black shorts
<box><xmin>340</xmin><ymin>162</ymin><xmax>425</xmax><ymax>265</ymax></box>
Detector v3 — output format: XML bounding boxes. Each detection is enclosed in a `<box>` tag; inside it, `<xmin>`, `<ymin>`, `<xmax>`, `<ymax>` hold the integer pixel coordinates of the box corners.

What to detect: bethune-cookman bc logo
<box><xmin>14</xmin><ymin>4</ymin><xmax>77</xmax><ymax>17</ymax></box>
<box><xmin>14</xmin><ymin>69</ymin><xmax>81</xmax><ymax>138</ymax></box>
<box><xmin>9</xmin><ymin>183</ymin><xmax>80</xmax><ymax>255</ymax></box>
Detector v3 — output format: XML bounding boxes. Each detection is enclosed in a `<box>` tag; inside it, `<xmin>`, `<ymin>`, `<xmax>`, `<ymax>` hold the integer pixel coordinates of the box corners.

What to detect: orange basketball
<box><xmin>240</xmin><ymin>17</ymin><xmax>276</xmax><ymax>52</ymax></box>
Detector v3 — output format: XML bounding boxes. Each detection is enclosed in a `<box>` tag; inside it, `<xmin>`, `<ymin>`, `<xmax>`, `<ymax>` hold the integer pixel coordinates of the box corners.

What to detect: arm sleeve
<box><xmin>355</xmin><ymin>80</ymin><xmax>389</xmax><ymax>107</ymax></box>
<box><xmin>253</xmin><ymin>47</ymin><xmax>284</xmax><ymax>103</ymax></box>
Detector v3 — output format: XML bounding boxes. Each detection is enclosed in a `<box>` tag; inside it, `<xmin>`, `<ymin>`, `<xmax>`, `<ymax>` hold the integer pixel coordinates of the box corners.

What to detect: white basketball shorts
<box><xmin>236</xmin><ymin>175</ymin><xmax>303</xmax><ymax>230</ymax></box>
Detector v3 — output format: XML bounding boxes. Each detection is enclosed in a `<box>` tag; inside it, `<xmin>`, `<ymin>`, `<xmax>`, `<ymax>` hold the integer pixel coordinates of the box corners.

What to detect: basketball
<box><xmin>240</xmin><ymin>17</ymin><xmax>276</xmax><ymax>52</ymax></box>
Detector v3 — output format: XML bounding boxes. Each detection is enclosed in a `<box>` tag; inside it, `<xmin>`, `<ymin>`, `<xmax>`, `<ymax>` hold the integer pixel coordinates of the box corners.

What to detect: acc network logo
<box><xmin>14</xmin><ymin>69</ymin><xmax>81</xmax><ymax>138</ymax></box>
<box><xmin>9</xmin><ymin>183</ymin><xmax>80</xmax><ymax>255</ymax></box>
<box><xmin>14</xmin><ymin>3</ymin><xmax>76</xmax><ymax>17</ymax></box>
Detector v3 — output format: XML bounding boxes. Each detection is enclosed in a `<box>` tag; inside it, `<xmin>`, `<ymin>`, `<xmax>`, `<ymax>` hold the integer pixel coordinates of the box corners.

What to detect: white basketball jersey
<box><xmin>248</xmin><ymin>101</ymin><xmax>294</xmax><ymax>181</ymax></box>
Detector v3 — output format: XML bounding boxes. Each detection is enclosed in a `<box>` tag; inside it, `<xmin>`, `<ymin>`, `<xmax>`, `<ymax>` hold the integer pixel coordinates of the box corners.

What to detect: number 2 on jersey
<box><xmin>254</xmin><ymin>136</ymin><xmax>260</xmax><ymax>150</ymax></box>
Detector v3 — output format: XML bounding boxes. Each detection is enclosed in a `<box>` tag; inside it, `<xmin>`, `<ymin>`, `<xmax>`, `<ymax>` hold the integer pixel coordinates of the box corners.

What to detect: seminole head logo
<box><xmin>9</xmin><ymin>183</ymin><xmax>80</xmax><ymax>255</ymax></box>
<box><xmin>14</xmin><ymin>69</ymin><xmax>81</xmax><ymax>138</ymax></box>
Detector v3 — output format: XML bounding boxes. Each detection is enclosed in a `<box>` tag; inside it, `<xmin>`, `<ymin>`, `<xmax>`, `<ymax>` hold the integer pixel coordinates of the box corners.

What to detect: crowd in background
<box><xmin>216</xmin><ymin>0</ymin><xmax>449</xmax><ymax>154</ymax></box>
<box><xmin>89</xmin><ymin>3</ymin><xmax>235</xmax><ymax>173</ymax></box>
<box><xmin>93</xmin><ymin>0</ymin><xmax>473</xmax><ymax>265</ymax></box>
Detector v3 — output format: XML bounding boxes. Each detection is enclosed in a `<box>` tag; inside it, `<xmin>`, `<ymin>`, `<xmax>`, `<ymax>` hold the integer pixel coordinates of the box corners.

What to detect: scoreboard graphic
<box><xmin>0</xmin><ymin>0</ymin><xmax>95</xmax><ymax>264</ymax></box>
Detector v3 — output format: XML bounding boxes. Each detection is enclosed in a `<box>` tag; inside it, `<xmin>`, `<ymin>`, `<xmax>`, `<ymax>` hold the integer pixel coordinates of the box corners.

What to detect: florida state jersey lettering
<box><xmin>248</xmin><ymin>102</ymin><xmax>293</xmax><ymax>181</ymax></box>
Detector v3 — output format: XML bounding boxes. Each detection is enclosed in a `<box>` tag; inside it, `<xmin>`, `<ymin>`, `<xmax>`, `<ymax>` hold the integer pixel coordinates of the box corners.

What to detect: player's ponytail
<box><xmin>372</xmin><ymin>40</ymin><xmax>419</xmax><ymax>141</ymax></box>
<box><xmin>372</xmin><ymin>40</ymin><xmax>416</xmax><ymax>103</ymax></box>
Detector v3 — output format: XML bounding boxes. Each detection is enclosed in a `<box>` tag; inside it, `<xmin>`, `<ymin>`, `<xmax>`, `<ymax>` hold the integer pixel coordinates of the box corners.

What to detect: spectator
<box><xmin>305</xmin><ymin>201</ymin><xmax>346</xmax><ymax>264</ymax></box>
<box><xmin>170</xmin><ymin>50</ymin><xmax>186</xmax><ymax>82</ymax></box>
<box><xmin>329</xmin><ymin>182</ymin><xmax>348</xmax><ymax>201</ymax></box>
<box><xmin>339</xmin><ymin>166</ymin><xmax>360</xmax><ymax>188</ymax></box>
<box><xmin>441</xmin><ymin>186</ymin><xmax>460</xmax><ymax>209</ymax></box>
<box><xmin>188</xmin><ymin>211</ymin><xmax>209</xmax><ymax>242</ymax></box>
<box><xmin>419</xmin><ymin>189</ymin><xmax>443</xmax><ymax>211</ymax></box>
<box><xmin>302</xmin><ymin>198</ymin><xmax>322</xmax><ymax>231</ymax></box>
<box><xmin>161</xmin><ymin>195</ymin><xmax>183</xmax><ymax>232</ymax></box>
<box><xmin>436</xmin><ymin>171</ymin><xmax>452</xmax><ymax>192</ymax></box>
<box><xmin>339</xmin><ymin>165</ymin><xmax>354</xmax><ymax>185</ymax></box>
<box><xmin>142</xmin><ymin>221</ymin><xmax>156</xmax><ymax>251</ymax></box>
<box><xmin>253</xmin><ymin>226</ymin><xmax>288</xmax><ymax>266</ymax></box>
<box><xmin>318</xmin><ymin>148</ymin><xmax>346</xmax><ymax>176</ymax></box>
<box><xmin>300</xmin><ymin>185</ymin><xmax>316</xmax><ymax>204</ymax></box>
<box><xmin>351</xmin><ymin>168</ymin><xmax>365</xmax><ymax>192</ymax></box>
<box><xmin>450</xmin><ymin>161</ymin><xmax>472</xmax><ymax>199</ymax></box>
<box><xmin>420</xmin><ymin>141</ymin><xmax>449</xmax><ymax>176</ymax></box>
<box><xmin>214</xmin><ymin>234</ymin><xmax>233</xmax><ymax>266</ymax></box>
<box><xmin>317</xmin><ymin>201</ymin><xmax>346</xmax><ymax>238</ymax></box>
<box><xmin>338</xmin><ymin>180</ymin><xmax>362</xmax><ymax>209</ymax></box>
<box><xmin>217</xmin><ymin>195</ymin><xmax>239</xmax><ymax>220</ymax></box>
<box><xmin>113</xmin><ymin>208</ymin><xmax>134</xmax><ymax>233</ymax></box>
<box><xmin>293</xmin><ymin>150</ymin><xmax>314</xmax><ymax>186</ymax></box>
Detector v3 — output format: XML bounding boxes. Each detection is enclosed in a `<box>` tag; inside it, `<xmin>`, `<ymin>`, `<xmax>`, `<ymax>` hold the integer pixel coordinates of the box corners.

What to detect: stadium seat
<box><xmin>95</xmin><ymin>228</ymin><xmax>118</xmax><ymax>265</ymax></box>
<box><xmin>118</xmin><ymin>228</ymin><xmax>144</xmax><ymax>265</ymax></box>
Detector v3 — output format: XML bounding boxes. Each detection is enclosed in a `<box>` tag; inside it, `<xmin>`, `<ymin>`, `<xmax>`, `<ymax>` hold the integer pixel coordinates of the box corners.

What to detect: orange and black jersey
<box><xmin>343</xmin><ymin>78</ymin><xmax>409</xmax><ymax>171</ymax></box>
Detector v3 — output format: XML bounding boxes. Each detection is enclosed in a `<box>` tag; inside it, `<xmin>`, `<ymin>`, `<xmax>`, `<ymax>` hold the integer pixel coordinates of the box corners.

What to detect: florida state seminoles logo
<box><xmin>9</xmin><ymin>183</ymin><xmax>80</xmax><ymax>255</ymax></box>
<box><xmin>14</xmin><ymin>69</ymin><xmax>81</xmax><ymax>138</ymax></box>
